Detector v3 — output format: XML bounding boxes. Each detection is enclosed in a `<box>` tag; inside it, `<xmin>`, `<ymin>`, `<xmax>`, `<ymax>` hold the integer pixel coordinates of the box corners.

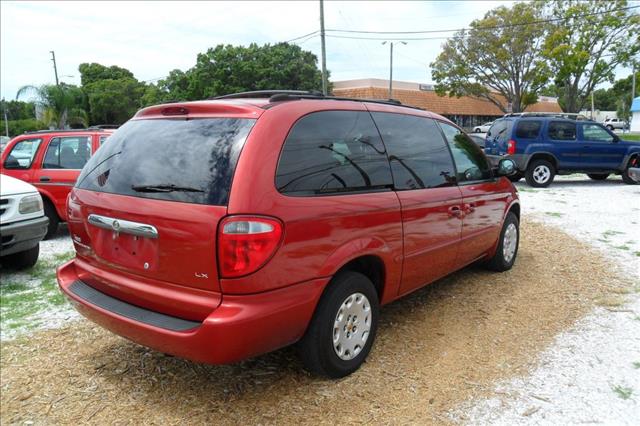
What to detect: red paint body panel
<box><xmin>1</xmin><ymin>130</ymin><xmax>112</xmax><ymax>221</ymax></box>
<box><xmin>56</xmin><ymin>98</ymin><xmax>520</xmax><ymax>365</ymax></box>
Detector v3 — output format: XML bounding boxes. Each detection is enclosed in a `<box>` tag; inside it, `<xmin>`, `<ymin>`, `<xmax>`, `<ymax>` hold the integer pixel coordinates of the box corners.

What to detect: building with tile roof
<box><xmin>332</xmin><ymin>78</ymin><xmax>563</xmax><ymax>130</ymax></box>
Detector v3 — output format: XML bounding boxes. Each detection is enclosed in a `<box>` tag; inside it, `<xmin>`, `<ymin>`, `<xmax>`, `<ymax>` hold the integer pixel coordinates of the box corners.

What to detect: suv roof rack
<box><xmin>24</xmin><ymin>127</ymin><xmax>115</xmax><ymax>135</ymax></box>
<box><xmin>503</xmin><ymin>112</ymin><xmax>591</xmax><ymax>121</ymax></box>
<box><xmin>213</xmin><ymin>89</ymin><xmax>420</xmax><ymax>110</ymax></box>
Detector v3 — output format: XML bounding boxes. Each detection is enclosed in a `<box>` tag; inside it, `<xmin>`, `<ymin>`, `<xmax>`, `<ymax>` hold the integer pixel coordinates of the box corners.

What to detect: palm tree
<box><xmin>17</xmin><ymin>84</ymin><xmax>88</xmax><ymax>129</ymax></box>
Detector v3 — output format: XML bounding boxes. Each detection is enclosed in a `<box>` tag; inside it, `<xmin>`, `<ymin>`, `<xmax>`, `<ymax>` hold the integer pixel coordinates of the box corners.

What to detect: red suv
<box><xmin>1</xmin><ymin>128</ymin><xmax>114</xmax><ymax>238</ymax></box>
<box><xmin>57</xmin><ymin>92</ymin><xmax>520</xmax><ymax>378</ymax></box>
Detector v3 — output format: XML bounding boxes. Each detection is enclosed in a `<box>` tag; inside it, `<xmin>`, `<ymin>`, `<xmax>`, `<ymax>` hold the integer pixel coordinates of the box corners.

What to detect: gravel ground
<box><xmin>0</xmin><ymin>221</ymin><xmax>630</xmax><ymax>424</ymax></box>
<box><xmin>450</xmin><ymin>175</ymin><xmax>640</xmax><ymax>424</ymax></box>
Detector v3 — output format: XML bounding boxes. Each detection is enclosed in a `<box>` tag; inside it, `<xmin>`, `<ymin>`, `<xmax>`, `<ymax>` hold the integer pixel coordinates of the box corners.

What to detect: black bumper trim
<box><xmin>68</xmin><ymin>280</ymin><xmax>201</xmax><ymax>332</ymax></box>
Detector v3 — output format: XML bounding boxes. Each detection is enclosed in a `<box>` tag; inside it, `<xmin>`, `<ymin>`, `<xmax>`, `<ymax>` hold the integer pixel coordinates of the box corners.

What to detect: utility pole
<box><xmin>3</xmin><ymin>105</ymin><xmax>9</xmax><ymax>137</ymax></box>
<box><xmin>632</xmin><ymin>63</ymin><xmax>636</xmax><ymax>98</ymax></box>
<box><xmin>591</xmin><ymin>90</ymin><xmax>595</xmax><ymax>120</ymax></box>
<box><xmin>382</xmin><ymin>41</ymin><xmax>407</xmax><ymax>99</ymax></box>
<box><xmin>319</xmin><ymin>0</ymin><xmax>328</xmax><ymax>95</ymax></box>
<box><xmin>50</xmin><ymin>51</ymin><xmax>59</xmax><ymax>86</ymax></box>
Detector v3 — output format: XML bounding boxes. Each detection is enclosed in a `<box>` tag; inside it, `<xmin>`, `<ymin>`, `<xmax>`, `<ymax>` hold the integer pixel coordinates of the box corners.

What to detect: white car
<box><xmin>0</xmin><ymin>174</ymin><xmax>48</xmax><ymax>269</ymax></box>
<box><xmin>603</xmin><ymin>118</ymin><xmax>625</xmax><ymax>130</ymax></box>
<box><xmin>473</xmin><ymin>122</ymin><xmax>494</xmax><ymax>133</ymax></box>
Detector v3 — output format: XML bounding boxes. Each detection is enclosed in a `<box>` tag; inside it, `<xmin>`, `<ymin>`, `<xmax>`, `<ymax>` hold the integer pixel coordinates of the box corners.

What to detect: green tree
<box><xmin>83</xmin><ymin>78</ymin><xmax>146</xmax><ymax>124</ymax></box>
<box><xmin>431</xmin><ymin>2</ymin><xmax>550</xmax><ymax>113</ymax></box>
<box><xmin>0</xmin><ymin>99</ymin><xmax>36</xmax><ymax>121</ymax></box>
<box><xmin>78</xmin><ymin>63</ymin><xmax>135</xmax><ymax>86</ymax></box>
<box><xmin>542</xmin><ymin>0</ymin><xmax>640</xmax><ymax>112</ymax></box>
<box><xmin>0</xmin><ymin>118</ymin><xmax>48</xmax><ymax>137</ymax></box>
<box><xmin>162</xmin><ymin>43</ymin><xmax>325</xmax><ymax>100</ymax></box>
<box><xmin>16</xmin><ymin>84</ymin><xmax>88</xmax><ymax>129</ymax></box>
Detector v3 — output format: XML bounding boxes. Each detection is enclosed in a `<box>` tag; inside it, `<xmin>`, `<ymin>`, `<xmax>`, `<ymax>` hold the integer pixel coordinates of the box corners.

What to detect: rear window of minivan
<box><xmin>76</xmin><ymin>118</ymin><xmax>255</xmax><ymax>206</ymax></box>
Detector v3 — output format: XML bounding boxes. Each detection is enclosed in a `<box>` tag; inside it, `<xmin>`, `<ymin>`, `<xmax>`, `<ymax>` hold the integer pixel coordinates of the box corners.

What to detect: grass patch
<box><xmin>595</xmin><ymin>296</ymin><xmax>627</xmax><ymax>308</ymax></box>
<box><xmin>1</xmin><ymin>251</ymin><xmax>75</xmax><ymax>337</ymax></box>
<box><xmin>633</xmin><ymin>362</ymin><xmax>640</xmax><ymax>369</ymax></box>
<box><xmin>614</xmin><ymin>245</ymin><xmax>631</xmax><ymax>251</ymax></box>
<box><xmin>603</xmin><ymin>230</ymin><xmax>625</xmax><ymax>237</ymax></box>
<box><xmin>634</xmin><ymin>251</ymin><xmax>640</xmax><ymax>257</ymax></box>
<box><xmin>612</xmin><ymin>385</ymin><xmax>633</xmax><ymax>400</ymax></box>
<box><xmin>621</xmin><ymin>134</ymin><xmax>640</xmax><ymax>142</ymax></box>
<box><xmin>545</xmin><ymin>212</ymin><xmax>563</xmax><ymax>218</ymax></box>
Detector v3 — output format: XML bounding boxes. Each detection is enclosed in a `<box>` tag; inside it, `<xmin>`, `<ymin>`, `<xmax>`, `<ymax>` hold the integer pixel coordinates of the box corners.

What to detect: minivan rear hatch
<box><xmin>70</xmin><ymin>115</ymin><xmax>256</xmax><ymax>295</ymax></box>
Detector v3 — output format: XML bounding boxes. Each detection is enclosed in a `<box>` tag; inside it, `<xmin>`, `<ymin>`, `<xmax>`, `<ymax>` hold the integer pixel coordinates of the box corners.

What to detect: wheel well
<box><xmin>337</xmin><ymin>255</ymin><xmax>385</xmax><ymax>300</ymax></box>
<box><xmin>528</xmin><ymin>153</ymin><xmax>557</xmax><ymax>170</ymax></box>
<box><xmin>508</xmin><ymin>203</ymin><xmax>520</xmax><ymax>221</ymax></box>
<box><xmin>41</xmin><ymin>195</ymin><xmax>60</xmax><ymax>219</ymax></box>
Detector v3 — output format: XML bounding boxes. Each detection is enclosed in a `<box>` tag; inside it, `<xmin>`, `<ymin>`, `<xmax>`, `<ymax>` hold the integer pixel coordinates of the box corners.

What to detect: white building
<box><xmin>631</xmin><ymin>97</ymin><xmax>640</xmax><ymax>132</ymax></box>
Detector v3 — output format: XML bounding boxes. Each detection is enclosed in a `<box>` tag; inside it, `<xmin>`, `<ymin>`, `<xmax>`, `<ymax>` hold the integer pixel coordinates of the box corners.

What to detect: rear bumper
<box><xmin>0</xmin><ymin>215</ymin><xmax>49</xmax><ymax>256</ymax></box>
<box><xmin>57</xmin><ymin>259</ymin><xmax>328</xmax><ymax>364</ymax></box>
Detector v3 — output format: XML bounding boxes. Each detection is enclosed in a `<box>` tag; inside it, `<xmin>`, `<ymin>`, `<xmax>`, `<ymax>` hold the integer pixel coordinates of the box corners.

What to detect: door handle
<box><xmin>40</xmin><ymin>176</ymin><xmax>51</xmax><ymax>182</ymax></box>
<box><xmin>448</xmin><ymin>206</ymin><xmax>464</xmax><ymax>218</ymax></box>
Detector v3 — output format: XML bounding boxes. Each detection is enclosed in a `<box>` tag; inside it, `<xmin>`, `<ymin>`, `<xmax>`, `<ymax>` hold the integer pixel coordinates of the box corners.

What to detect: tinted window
<box><xmin>548</xmin><ymin>122</ymin><xmax>576</xmax><ymax>140</ymax></box>
<box><xmin>43</xmin><ymin>136</ymin><xmax>92</xmax><ymax>169</ymax></box>
<box><xmin>582</xmin><ymin>124</ymin><xmax>614</xmax><ymax>142</ymax></box>
<box><xmin>438</xmin><ymin>122</ymin><xmax>492</xmax><ymax>182</ymax></box>
<box><xmin>3</xmin><ymin>138</ymin><xmax>42</xmax><ymax>169</ymax></box>
<box><xmin>487</xmin><ymin>119</ymin><xmax>513</xmax><ymax>142</ymax></box>
<box><xmin>371</xmin><ymin>112</ymin><xmax>455</xmax><ymax>189</ymax></box>
<box><xmin>77</xmin><ymin>118</ymin><xmax>255</xmax><ymax>206</ymax></box>
<box><xmin>276</xmin><ymin>111</ymin><xmax>393</xmax><ymax>195</ymax></box>
<box><xmin>515</xmin><ymin>120</ymin><xmax>542</xmax><ymax>139</ymax></box>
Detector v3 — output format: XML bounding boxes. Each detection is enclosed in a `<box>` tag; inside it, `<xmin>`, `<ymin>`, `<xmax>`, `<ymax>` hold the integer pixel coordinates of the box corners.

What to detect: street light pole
<box><xmin>382</xmin><ymin>41</ymin><xmax>406</xmax><ymax>99</ymax></box>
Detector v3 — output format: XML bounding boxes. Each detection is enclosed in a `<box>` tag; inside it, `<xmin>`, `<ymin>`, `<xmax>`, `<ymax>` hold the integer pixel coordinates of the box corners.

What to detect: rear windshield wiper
<box><xmin>131</xmin><ymin>184</ymin><xmax>204</xmax><ymax>193</ymax></box>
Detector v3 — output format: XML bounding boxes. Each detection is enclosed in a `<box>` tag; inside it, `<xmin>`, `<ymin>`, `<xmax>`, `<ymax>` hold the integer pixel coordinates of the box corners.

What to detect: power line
<box><xmin>285</xmin><ymin>30</ymin><xmax>320</xmax><ymax>43</ymax></box>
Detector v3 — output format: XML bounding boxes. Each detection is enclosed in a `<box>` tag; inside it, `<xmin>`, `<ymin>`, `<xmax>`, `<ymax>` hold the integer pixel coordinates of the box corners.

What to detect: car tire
<box><xmin>4</xmin><ymin>244</ymin><xmax>40</xmax><ymax>269</ymax></box>
<box><xmin>508</xmin><ymin>172</ymin><xmax>523</xmax><ymax>183</ymax></box>
<box><xmin>622</xmin><ymin>157</ymin><xmax>639</xmax><ymax>185</ymax></box>
<box><xmin>606</xmin><ymin>125</ymin><xmax>614</xmax><ymax>131</ymax></box>
<box><xmin>43</xmin><ymin>200</ymin><xmax>59</xmax><ymax>240</ymax></box>
<box><xmin>484</xmin><ymin>212</ymin><xmax>519</xmax><ymax>272</ymax></box>
<box><xmin>587</xmin><ymin>173</ymin><xmax>609</xmax><ymax>181</ymax></box>
<box><xmin>298</xmin><ymin>271</ymin><xmax>379</xmax><ymax>378</ymax></box>
<box><xmin>474</xmin><ymin>128</ymin><xmax>481</xmax><ymax>133</ymax></box>
<box><xmin>525</xmin><ymin>159</ymin><xmax>555</xmax><ymax>188</ymax></box>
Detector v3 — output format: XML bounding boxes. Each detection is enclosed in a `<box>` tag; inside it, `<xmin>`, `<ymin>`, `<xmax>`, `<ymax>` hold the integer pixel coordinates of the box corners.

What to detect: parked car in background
<box><xmin>484</xmin><ymin>113</ymin><xmax>640</xmax><ymax>187</ymax></box>
<box><xmin>0</xmin><ymin>128</ymin><xmax>114</xmax><ymax>238</ymax></box>
<box><xmin>1</xmin><ymin>174</ymin><xmax>48</xmax><ymax>269</ymax></box>
<box><xmin>57</xmin><ymin>91</ymin><xmax>521</xmax><ymax>378</ymax></box>
<box><xmin>473</xmin><ymin>121</ymin><xmax>493</xmax><ymax>133</ymax></box>
<box><xmin>603</xmin><ymin>117</ymin><xmax>625</xmax><ymax>131</ymax></box>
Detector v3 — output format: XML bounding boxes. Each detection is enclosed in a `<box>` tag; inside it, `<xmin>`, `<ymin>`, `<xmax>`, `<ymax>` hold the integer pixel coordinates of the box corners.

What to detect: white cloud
<box><xmin>0</xmin><ymin>0</ymin><xmax>635</xmax><ymax>100</ymax></box>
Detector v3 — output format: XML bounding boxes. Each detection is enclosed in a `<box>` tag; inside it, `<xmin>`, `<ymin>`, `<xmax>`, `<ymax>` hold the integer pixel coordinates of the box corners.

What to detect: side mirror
<box><xmin>3</xmin><ymin>155</ymin><xmax>22</xmax><ymax>169</ymax></box>
<box><xmin>612</xmin><ymin>135</ymin><xmax>620</xmax><ymax>143</ymax></box>
<box><xmin>497</xmin><ymin>158</ymin><xmax>517</xmax><ymax>176</ymax></box>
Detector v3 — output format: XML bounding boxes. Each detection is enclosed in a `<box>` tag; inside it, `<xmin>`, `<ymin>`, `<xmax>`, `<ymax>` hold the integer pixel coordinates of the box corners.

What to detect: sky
<box><xmin>0</xmin><ymin>0</ymin><xmax>637</xmax><ymax>100</ymax></box>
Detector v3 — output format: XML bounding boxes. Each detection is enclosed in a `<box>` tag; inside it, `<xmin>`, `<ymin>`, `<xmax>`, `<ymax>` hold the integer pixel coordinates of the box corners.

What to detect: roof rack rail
<box><xmin>88</xmin><ymin>124</ymin><xmax>119</xmax><ymax>129</ymax></box>
<box><xmin>213</xmin><ymin>90</ymin><xmax>323</xmax><ymax>100</ymax></box>
<box><xmin>24</xmin><ymin>127</ymin><xmax>115</xmax><ymax>135</ymax></box>
<box><xmin>503</xmin><ymin>112</ymin><xmax>591</xmax><ymax>121</ymax></box>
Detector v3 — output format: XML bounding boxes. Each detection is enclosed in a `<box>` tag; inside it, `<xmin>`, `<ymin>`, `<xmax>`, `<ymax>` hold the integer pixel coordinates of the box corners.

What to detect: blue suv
<box><xmin>484</xmin><ymin>113</ymin><xmax>640</xmax><ymax>187</ymax></box>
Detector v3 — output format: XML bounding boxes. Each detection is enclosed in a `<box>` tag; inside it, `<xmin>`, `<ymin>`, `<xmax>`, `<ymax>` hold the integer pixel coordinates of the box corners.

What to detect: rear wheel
<box><xmin>485</xmin><ymin>212</ymin><xmax>519</xmax><ymax>272</ymax></box>
<box><xmin>587</xmin><ymin>173</ymin><xmax>609</xmax><ymax>181</ymax></box>
<box><xmin>298</xmin><ymin>271</ymin><xmax>379</xmax><ymax>378</ymax></box>
<box><xmin>474</xmin><ymin>128</ymin><xmax>481</xmax><ymax>133</ymax></box>
<box><xmin>508</xmin><ymin>172</ymin><xmax>523</xmax><ymax>183</ymax></box>
<box><xmin>3</xmin><ymin>244</ymin><xmax>39</xmax><ymax>269</ymax></box>
<box><xmin>43</xmin><ymin>200</ymin><xmax>59</xmax><ymax>240</ymax></box>
<box><xmin>525</xmin><ymin>159</ymin><xmax>555</xmax><ymax>188</ymax></box>
<box><xmin>606</xmin><ymin>125</ymin><xmax>614</xmax><ymax>131</ymax></box>
<box><xmin>622</xmin><ymin>157</ymin><xmax>639</xmax><ymax>185</ymax></box>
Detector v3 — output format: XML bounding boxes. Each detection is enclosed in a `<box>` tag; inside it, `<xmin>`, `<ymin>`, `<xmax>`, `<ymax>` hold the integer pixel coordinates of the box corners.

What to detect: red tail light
<box><xmin>507</xmin><ymin>139</ymin><xmax>517</xmax><ymax>155</ymax></box>
<box><xmin>218</xmin><ymin>216</ymin><xmax>283</xmax><ymax>278</ymax></box>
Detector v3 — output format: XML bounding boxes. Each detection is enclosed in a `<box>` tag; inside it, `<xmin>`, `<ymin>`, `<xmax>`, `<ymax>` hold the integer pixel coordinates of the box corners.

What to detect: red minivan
<box><xmin>1</xmin><ymin>128</ymin><xmax>114</xmax><ymax>238</ymax></box>
<box><xmin>57</xmin><ymin>92</ymin><xmax>520</xmax><ymax>378</ymax></box>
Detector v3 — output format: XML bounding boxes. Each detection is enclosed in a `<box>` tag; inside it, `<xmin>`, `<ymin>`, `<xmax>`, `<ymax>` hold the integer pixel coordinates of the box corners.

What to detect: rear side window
<box><xmin>77</xmin><ymin>118</ymin><xmax>255</xmax><ymax>206</ymax></box>
<box><xmin>43</xmin><ymin>136</ymin><xmax>92</xmax><ymax>169</ymax></box>
<box><xmin>515</xmin><ymin>121</ymin><xmax>542</xmax><ymax>139</ymax></box>
<box><xmin>3</xmin><ymin>138</ymin><xmax>42</xmax><ymax>169</ymax></box>
<box><xmin>438</xmin><ymin>122</ymin><xmax>492</xmax><ymax>182</ymax></box>
<box><xmin>487</xmin><ymin>119</ymin><xmax>513</xmax><ymax>143</ymax></box>
<box><xmin>582</xmin><ymin>124</ymin><xmax>614</xmax><ymax>142</ymax></box>
<box><xmin>371</xmin><ymin>112</ymin><xmax>455</xmax><ymax>189</ymax></box>
<box><xmin>276</xmin><ymin>111</ymin><xmax>393</xmax><ymax>195</ymax></box>
<box><xmin>548</xmin><ymin>122</ymin><xmax>576</xmax><ymax>140</ymax></box>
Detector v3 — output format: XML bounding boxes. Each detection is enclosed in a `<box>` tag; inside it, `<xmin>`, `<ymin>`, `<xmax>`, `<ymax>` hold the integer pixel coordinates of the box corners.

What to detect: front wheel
<box><xmin>3</xmin><ymin>244</ymin><xmax>40</xmax><ymax>269</ymax></box>
<box><xmin>474</xmin><ymin>128</ymin><xmax>481</xmax><ymax>133</ymax></box>
<box><xmin>607</xmin><ymin>125</ymin><xmax>614</xmax><ymax>131</ymax></box>
<box><xmin>525</xmin><ymin>159</ymin><xmax>555</xmax><ymax>188</ymax></box>
<box><xmin>484</xmin><ymin>212</ymin><xmax>519</xmax><ymax>272</ymax></box>
<box><xmin>587</xmin><ymin>173</ymin><xmax>609</xmax><ymax>181</ymax></box>
<box><xmin>298</xmin><ymin>271</ymin><xmax>379</xmax><ymax>378</ymax></box>
<box><xmin>43</xmin><ymin>201</ymin><xmax>60</xmax><ymax>240</ymax></box>
<box><xmin>622</xmin><ymin>157</ymin><xmax>639</xmax><ymax>185</ymax></box>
